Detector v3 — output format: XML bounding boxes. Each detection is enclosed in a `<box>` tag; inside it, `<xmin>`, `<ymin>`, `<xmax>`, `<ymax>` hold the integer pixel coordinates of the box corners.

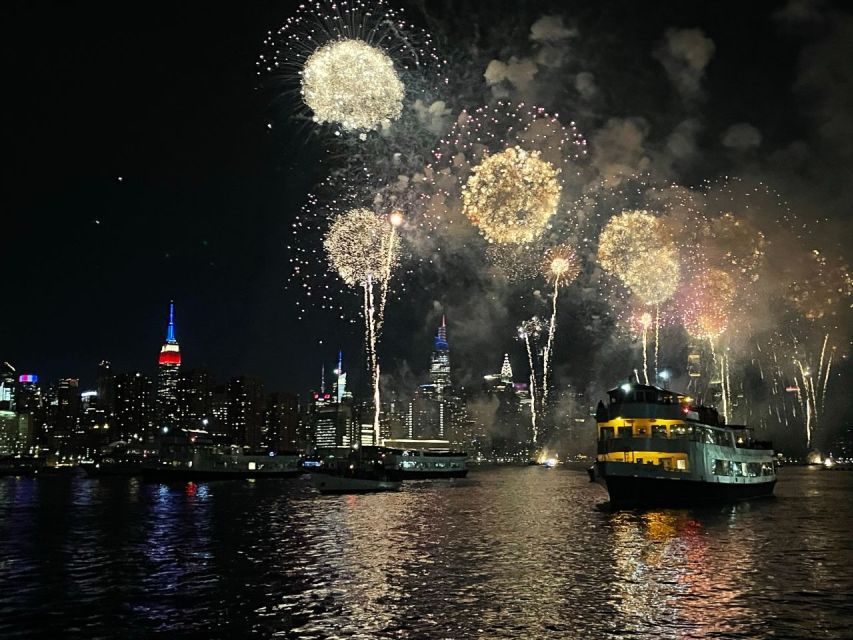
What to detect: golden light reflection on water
<box><xmin>2</xmin><ymin>469</ymin><xmax>850</xmax><ymax>638</ymax></box>
<box><xmin>608</xmin><ymin>506</ymin><xmax>767</xmax><ymax>638</ymax></box>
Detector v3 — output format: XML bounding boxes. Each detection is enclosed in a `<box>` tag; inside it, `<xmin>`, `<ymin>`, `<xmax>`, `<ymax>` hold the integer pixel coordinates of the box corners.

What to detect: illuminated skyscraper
<box><xmin>156</xmin><ymin>302</ymin><xmax>181</xmax><ymax>430</ymax></box>
<box><xmin>408</xmin><ymin>317</ymin><xmax>468</xmax><ymax>442</ymax></box>
<box><xmin>227</xmin><ymin>375</ymin><xmax>266</xmax><ymax>449</ymax></box>
<box><xmin>429</xmin><ymin>316</ymin><xmax>451</xmax><ymax>392</ymax></box>
<box><xmin>309</xmin><ymin>353</ymin><xmax>355</xmax><ymax>448</ymax></box>
<box><xmin>500</xmin><ymin>353</ymin><xmax>513</xmax><ymax>384</ymax></box>
<box><xmin>114</xmin><ymin>372</ymin><xmax>153</xmax><ymax>442</ymax></box>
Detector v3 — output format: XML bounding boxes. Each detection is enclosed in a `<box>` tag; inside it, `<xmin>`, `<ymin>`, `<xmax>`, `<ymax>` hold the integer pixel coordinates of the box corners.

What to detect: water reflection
<box><xmin>0</xmin><ymin>469</ymin><xmax>851</xmax><ymax>639</ymax></box>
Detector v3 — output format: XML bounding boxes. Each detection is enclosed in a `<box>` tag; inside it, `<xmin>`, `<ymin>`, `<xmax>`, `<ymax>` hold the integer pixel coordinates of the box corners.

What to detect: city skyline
<box><xmin>6</xmin><ymin>0</ymin><xmax>852</xmax><ymax>454</ymax></box>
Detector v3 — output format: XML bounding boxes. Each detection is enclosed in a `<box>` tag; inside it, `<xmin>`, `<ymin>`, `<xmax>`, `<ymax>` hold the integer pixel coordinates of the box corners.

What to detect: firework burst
<box><xmin>258</xmin><ymin>0</ymin><xmax>444</xmax><ymax>137</ymax></box>
<box><xmin>422</xmin><ymin>102</ymin><xmax>587</xmax><ymax>244</ymax></box>
<box><xmin>324</xmin><ymin>207</ymin><xmax>400</xmax><ymax>439</ymax></box>
<box><xmin>462</xmin><ymin>146</ymin><xmax>561</xmax><ymax>244</ymax></box>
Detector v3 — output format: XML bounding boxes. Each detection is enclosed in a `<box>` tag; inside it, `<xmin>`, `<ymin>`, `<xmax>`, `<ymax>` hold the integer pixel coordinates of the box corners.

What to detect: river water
<box><xmin>0</xmin><ymin>466</ymin><xmax>851</xmax><ymax>639</ymax></box>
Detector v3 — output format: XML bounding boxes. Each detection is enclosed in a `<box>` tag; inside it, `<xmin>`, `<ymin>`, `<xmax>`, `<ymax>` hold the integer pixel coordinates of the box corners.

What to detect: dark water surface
<box><xmin>1</xmin><ymin>467</ymin><xmax>851</xmax><ymax>639</ymax></box>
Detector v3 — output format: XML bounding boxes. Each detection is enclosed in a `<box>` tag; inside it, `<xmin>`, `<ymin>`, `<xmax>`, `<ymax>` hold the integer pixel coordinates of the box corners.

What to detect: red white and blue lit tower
<box><xmin>156</xmin><ymin>302</ymin><xmax>181</xmax><ymax>431</ymax></box>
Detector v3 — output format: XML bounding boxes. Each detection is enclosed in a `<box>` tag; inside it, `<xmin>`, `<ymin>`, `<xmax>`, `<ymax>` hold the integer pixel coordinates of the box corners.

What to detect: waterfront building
<box><xmin>311</xmin><ymin>400</ymin><xmax>354</xmax><ymax>448</ymax></box>
<box><xmin>177</xmin><ymin>368</ymin><xmax>212</xmax><ymax>430</ymax></box>
<box><xmin>227</xmin><ymin>376</ymin><xmax>266</xmax><ymax>449</ymax></box>
<box><xmin>113</xmin><ymin>372</ymin><xmax>153</xmax><ymax>442</ymax></box>
<box><xmin>429</xmin><ymin>316</ymin><xmax>451</xmax><ymax>391</ymax></box>
<box><xmin>210</xmin><ymin>384</ymin><xmax>230</xmax><ymax>440</ymax></box>
<box><xmin>406</xmin><ymin>318</ymin><xmax>470</xmax><ymax>447</ymax></box>
<box><xmin>265</xmin><ymin>391</ymin><xmax>299</xmax><ymax>451</ymax></box>
<box><xmin>309</xmin><ymin>354</ymin><xmax>356</xmax><ymax>448</ymax></box>
<box><xmin>14</xmin><ymin>374</ymin><xmax>41</xmax><ymax>414</ymax></box>
<box><xmin>0</xmin><ymin>363</ymin><xmax>17</xmax><ymax>411</ymax></box>
<box><xmin>479</xmin><ymin>355</ymin><xmax>533</xmax><ymax>456</ymax></box>
<box><xmin>155</xmin><ymin>302</ymin><xmax>181</xmax><ymax>430</ymax></box>
<box><xmin>380</xmin><ymin>395</ymin><xmax>407</xmax><ymax>440</ymax></box>
<box><xmin>78</xmin><ymin>389</ymin><xmax>108</xmax><ymax>454</ymax></box>
<box><xmin>55</xmin><ymin>377</ymin><xmax>80</xmax><ymax>434</ymax></box>
<box><xmin>96</xmin><ymin>360</ymin><xmax>115</xmax><ymax>421</ymax></box>
<box><xmin>0</xmin><ymin>410</ymin><xmax>34</xmax><ymax>456</ymax></box>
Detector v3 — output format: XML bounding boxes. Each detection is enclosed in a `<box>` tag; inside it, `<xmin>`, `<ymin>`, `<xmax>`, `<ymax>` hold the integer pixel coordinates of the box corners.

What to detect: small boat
<box><xmin>593</xmin><ymin>381</ymin><xmax>777</xmax><ymax>506</ymax></box>
<box><xmin>311</xmin><ymin>449</ymin><xmax>401</xmax><ymax>494</ymax></box>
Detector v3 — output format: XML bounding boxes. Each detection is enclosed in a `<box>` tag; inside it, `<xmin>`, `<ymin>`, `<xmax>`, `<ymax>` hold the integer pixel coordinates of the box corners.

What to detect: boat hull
<box><xmin>81</xmin><ymin>462</ymin><xmax>143</xmax><ymax>477</ymax></box>
<box><xmin>142</xmin><ymin>467</ymin><xmax>302</xmax><ymax>482</ymax></box>
<box><xmin>312</xmin><ymin>473</ymin><xmax>401</xmax><ymax>494</ymax></box>
<box><xmin>601</xmin><ymin>473</ymin><xmax>776</xmax><ymax>506</ymax></box>
<box><xmin>387</xmin><ymin>468</ymin><xmax>468</xmax><ymax>480</ymax></box>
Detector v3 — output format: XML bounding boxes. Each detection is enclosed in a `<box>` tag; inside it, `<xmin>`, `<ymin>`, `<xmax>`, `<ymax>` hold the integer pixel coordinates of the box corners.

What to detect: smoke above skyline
<box><xmin>276</xmin><ymin>0</ymin><xmax>852</xmax><ymax>452</ymax></box>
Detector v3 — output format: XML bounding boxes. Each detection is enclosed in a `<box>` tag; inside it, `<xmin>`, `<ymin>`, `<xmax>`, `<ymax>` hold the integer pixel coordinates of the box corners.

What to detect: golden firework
<box><xmin>542</xmin><ymin>245</ymin><xmax>581</xmax><ymax>284</ymax></box>
<box><xmin>623</xmin><ymin>246</ymin><xmax>680</xmax><ymax>304</ymax></box>
<box><xmin>324</xmin><ymin>208</ymin><xmax>397</xmax><ymax>286</ymax></box>
<box><xmin>302</xmin><ymin>39</ymin><xmax>404</xmax><ymax>131</ymax></box>
<box><xmin>462</xmin><ymin>146</ymin><xmax>561</xmax><ymax>244</ymax></box>
<box><xmin>682</xmin><ymin>268</ymin><xmax>736</xmax><ymax>339</ymax></box>
<box><xmin>598</xmin><ymin>209</ymin><xmax>679</xmax><ymax>304</ymax></box>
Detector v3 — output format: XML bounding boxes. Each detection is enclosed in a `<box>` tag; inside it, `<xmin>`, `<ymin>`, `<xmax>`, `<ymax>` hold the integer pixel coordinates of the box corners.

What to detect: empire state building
<box><xmin>156</xmin><ymin>302</ymin><xmax>181</xmax><ymax>430</ymax></box>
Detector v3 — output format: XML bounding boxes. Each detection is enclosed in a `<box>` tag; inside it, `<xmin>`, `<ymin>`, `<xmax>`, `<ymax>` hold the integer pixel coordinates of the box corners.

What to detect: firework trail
<box><xmin>518</xmin><ymin>317</ymin><xmax>544</xmax><ymax>446</ymax></box>
<box><xmin>541</xmin><ymin>245</ymin><xmax>581</xmax><ymax>405</ymax></box>
<box><xmin>654</xmin><ymin>304</ymin><xmax>660</xmax><ymax>381</ymax></box>
<box><xmin>640</xmin><ymin>312</ymin><xmax>652</xmax><ymax>385</ymax></box>
<box><xmin>324</xmin><ymin>208</ymin><xmax>400</xmax><ymax>439</ymax></box>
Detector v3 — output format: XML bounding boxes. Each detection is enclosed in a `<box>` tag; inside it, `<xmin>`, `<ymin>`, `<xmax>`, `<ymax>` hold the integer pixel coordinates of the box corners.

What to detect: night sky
<box><xmin>6</xmin><ymin>1</ymin><xmax>852</xmax><ymax>408</ymax></box>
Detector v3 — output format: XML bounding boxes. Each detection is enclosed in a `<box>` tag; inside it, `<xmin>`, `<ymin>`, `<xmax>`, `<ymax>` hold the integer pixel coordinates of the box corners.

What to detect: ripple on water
<box><xmin>0</xmin><ymin>468</ymin><xmax>852</xmax><ymax>638</ymax></box>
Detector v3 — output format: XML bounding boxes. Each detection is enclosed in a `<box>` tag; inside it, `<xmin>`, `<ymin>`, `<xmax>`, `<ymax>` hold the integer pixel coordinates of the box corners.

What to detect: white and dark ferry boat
<box><xmin>592</xmin><ymin>382</ymin><xmax>777</xmax><ymax>505</ymax></box>
<box><xmin>143</xmin><ymin>429</ymin><xmax>301</xmax><ymax>481</ymax></box>
<box><xmin>381</xmin><ymin>443</ymin><xmax>468</xmax><ymax>480</ymax></box>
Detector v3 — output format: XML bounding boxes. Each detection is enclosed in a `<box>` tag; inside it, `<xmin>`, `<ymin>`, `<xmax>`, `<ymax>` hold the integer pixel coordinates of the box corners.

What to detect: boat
<box><xmin>311</xmin><ymin>447</ymin><xmax>402</xmax><ymax>494</ymax></box>
<box><xmin>142</xmin><ymin>429</ymin><xmax>301</xmax><ymax>481</ymax></box>
<box><xmin>592</xmin><ymin>381</ymin><xmax>777</xmax><ymax>506</ymax></box>
<box><xmin>80</xmin><ymin>441</ymin><xmax>146</xmax><ymax>477</ymax></box>
<box><xmin>0</xmin><ymin>455</ymin><xmax>42</xmax><ymax>477</ymax></box>
<box><xmin>382</xmin><ymin>447</ymin><xmax>468</xmax><ymax>480</ymax></box>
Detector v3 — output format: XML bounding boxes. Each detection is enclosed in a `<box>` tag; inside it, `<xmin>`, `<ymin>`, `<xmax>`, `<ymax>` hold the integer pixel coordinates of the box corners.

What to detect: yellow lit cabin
<box><xmin>596</xmin><ymin>418</ymin><xmax>691</xmax><ymax>471</ymax></box>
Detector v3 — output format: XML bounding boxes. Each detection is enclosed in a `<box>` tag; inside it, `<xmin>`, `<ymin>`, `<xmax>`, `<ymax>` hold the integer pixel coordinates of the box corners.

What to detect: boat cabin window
<box><xmin>600</xmin><ymin>426</ymin><xmax>615</xmax><ymax>439</ymax></box>
<box><xmin>670</xmin><ymin>424</ymin><xmax>692</xmax><ymax>439</ymax></box>
<box><xmin>617</xmin><ymin>426</ymin><xmax>633</xmax><ymax>438</ymax></box>
<box><xmin>652</xmin><ymin>424</ymin><xmax>668</xmax><ymax>438</ymax></box>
